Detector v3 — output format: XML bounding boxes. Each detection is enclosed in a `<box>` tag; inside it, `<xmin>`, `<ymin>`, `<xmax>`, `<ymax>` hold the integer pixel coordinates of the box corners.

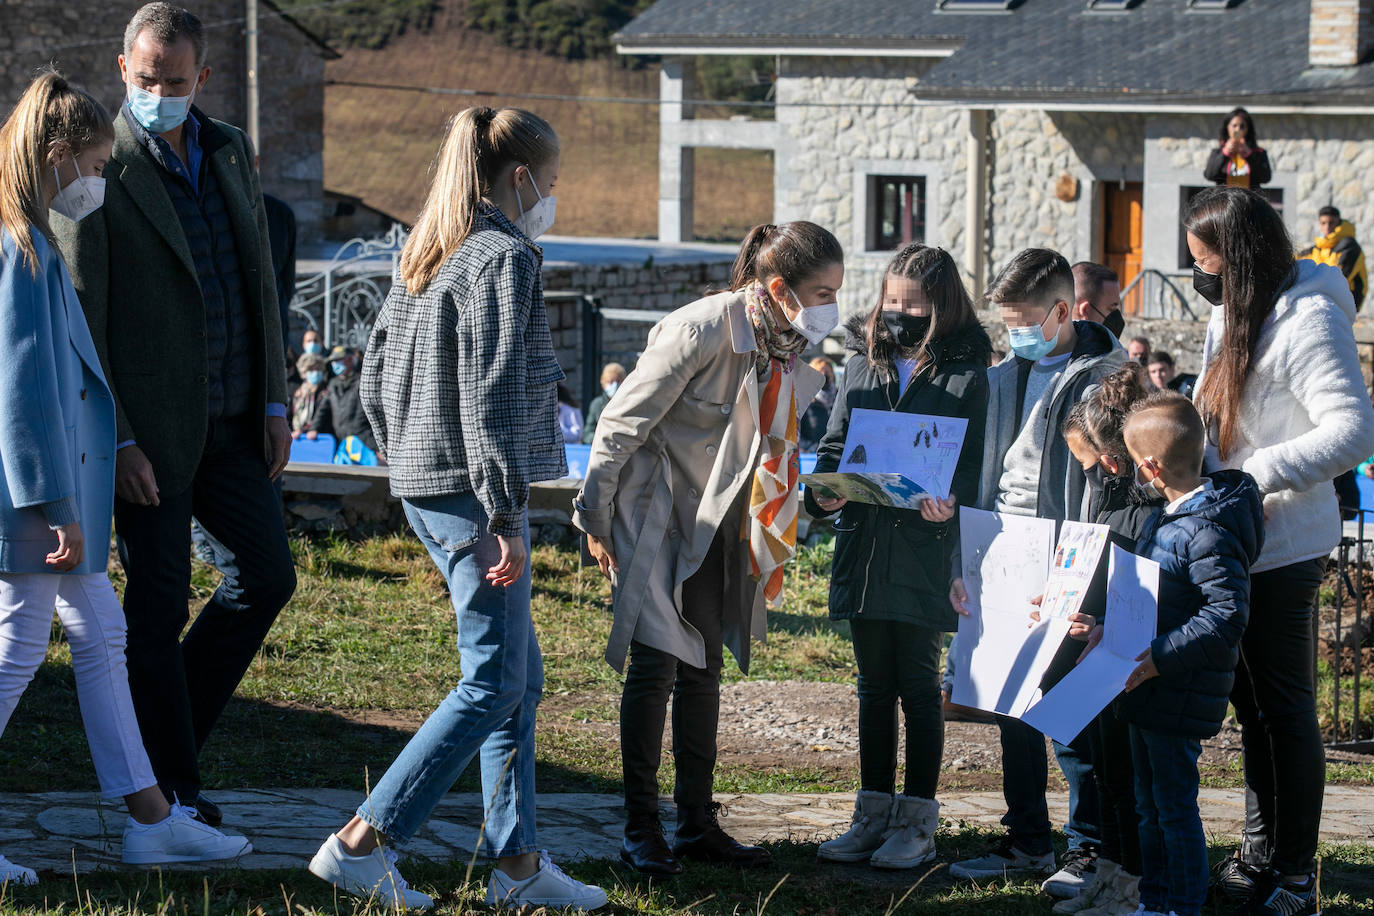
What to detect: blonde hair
<box><xmin>398</xmin><ymin>106</ymin><xmax>559</xmax><ymax>295</ymax></box>
<box><xmin>0</xmin><ymin>69</ymin><xmax>113</xmax><ymax>274</ymax></box>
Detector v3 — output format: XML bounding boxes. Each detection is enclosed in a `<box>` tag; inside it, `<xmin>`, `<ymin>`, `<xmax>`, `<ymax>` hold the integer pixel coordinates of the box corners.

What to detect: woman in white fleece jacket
<box><xmin>1185</xmin><ymin>187</ymin><xmax>1374</xmax><ymax>913</ymax></box>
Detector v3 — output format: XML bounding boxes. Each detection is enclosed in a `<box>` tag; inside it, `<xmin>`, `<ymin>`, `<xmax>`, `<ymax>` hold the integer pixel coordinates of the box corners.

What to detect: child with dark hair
<box><xmin>1120</xmin><ymin>394</ymin><xmax>1263</xmax><ymax>916</ymax></box>
<box><xmin>949</xmin><ymin>248</ymin><xmax>1125</xmax><ymax>891</ymax></box>
<box><xmin>808</xmin><ymin>243</ymin><xmax>990</xmax><ymax>870</ymax></box>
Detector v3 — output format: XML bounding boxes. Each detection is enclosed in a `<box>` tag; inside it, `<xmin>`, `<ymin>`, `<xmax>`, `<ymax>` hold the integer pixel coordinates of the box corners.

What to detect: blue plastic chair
<box><xmin>290</xmin><ymin>433</ymin><xmax>337</xmax><ymax>464</ymax></box>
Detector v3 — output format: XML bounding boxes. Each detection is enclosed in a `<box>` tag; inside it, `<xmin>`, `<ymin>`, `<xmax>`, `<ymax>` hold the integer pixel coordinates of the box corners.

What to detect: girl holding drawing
<box><xmin>806</xmin><ymin>243</ymin><xmax>990</xmax><ymax>869</ymax></box>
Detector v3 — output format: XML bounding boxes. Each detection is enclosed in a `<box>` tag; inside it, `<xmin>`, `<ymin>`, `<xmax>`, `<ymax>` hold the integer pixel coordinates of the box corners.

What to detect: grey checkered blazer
<box><xmin>361</xmin><ymin>205</ymin><xmax>566</xmax><ymax>536</ymax></box>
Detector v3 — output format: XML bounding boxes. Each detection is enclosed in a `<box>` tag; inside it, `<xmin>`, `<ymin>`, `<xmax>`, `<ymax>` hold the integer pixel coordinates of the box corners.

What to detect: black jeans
<box><xmin>620</xmin><ymin>526</ymin><xmax>726</xmax><ymax>816</ymax></box>
<box><xmin>850</xmin><ymin>618</ymin><xmax>943</xmax><ymax>798</ymax></box>
<box><xmin>1231</xmin><ymin>558</ymin><xmax>1326</xmax><ymax>876</ymax></box>
<box><xmin>1089</xmin><ymin>704</ymin><xmax>1142</xmax><ymax>874</ymax></box>
<box><xmin>114</xmin><ymin>415</ymin><xmax>296</xmax><ymax>801</ymax></box>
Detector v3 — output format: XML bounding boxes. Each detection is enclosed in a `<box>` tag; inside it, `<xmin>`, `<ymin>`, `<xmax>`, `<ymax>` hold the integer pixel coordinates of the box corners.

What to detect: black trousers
<box><xmin>1231</xmin><ymin>558</ymin><xmax>1327</xmax><ymax>876</ymax></box>
<box><xmin>114</xmin><ymin>415</ymin><xmax>296</xmax><ymax>802</ymax></box>
<box><xmin>620</xmin><ymin>527</ymin><xmax>727</xmax><ymax>816</ymax></box>
<box><xmin>850</xmin><ymin>618</ymin><xmax>944</xmax><ymax>798</ymax></box>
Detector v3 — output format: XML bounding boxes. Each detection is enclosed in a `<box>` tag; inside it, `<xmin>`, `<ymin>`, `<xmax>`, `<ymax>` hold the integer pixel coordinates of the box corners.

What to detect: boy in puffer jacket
<box><xmin>1119</xmin><ymin>393</ymin><xmax>1264</xmax><ymax>916</ymax></box>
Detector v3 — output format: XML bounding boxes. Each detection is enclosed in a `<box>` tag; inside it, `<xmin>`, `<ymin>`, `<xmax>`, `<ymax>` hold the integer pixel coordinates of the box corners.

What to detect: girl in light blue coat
<box><xmin>0</xmin><ymin>70</ymin><xmax>250</xmax><ymax>879</ymax></box>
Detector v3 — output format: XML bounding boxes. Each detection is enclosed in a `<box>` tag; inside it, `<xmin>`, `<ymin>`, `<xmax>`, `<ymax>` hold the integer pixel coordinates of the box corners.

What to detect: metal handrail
<box><xmin>1120</xmin><ymin>269</ymin><xmax>1197</xmax><ymax>321</ymax></box>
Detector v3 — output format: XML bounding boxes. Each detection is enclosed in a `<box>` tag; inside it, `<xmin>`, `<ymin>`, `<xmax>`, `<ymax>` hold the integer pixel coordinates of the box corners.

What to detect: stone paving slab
<box><xmin>3</xmin><ymin>787</ymin><xmax>1370</xmax><ymax>876</ymax></box>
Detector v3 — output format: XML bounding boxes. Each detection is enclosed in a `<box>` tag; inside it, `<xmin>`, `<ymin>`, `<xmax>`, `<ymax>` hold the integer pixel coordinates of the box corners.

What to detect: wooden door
<box><xmin>1103</xmin><ymin>182</ymin><xmax>1144</xmax><ymax>315</ymax></box>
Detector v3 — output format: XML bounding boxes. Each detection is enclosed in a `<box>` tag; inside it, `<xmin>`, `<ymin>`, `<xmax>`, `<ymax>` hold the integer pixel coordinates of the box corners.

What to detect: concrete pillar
<box><xmin>659</xmin><ymin>58</ymin><xmax>696</xmax><ymax>243</ymax></box>
<box><xmin>965</xmin><ymin>108</ymin><xmax>989</xmax><ymax>297</ymax></box>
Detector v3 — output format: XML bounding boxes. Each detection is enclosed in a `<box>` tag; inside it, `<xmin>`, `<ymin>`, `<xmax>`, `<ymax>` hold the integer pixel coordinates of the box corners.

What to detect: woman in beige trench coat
<box><xmin>573</xmin><ymin>221</ymin><xmax>844</xmax><ymax>877</ymax></box>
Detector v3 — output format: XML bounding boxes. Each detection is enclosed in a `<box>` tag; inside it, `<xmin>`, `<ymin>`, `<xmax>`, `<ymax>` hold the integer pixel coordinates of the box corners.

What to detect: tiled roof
<box><xmin>616</xmin><ymin>0</ymin><xmax>1374</xmax><ymax>106</ymax></box>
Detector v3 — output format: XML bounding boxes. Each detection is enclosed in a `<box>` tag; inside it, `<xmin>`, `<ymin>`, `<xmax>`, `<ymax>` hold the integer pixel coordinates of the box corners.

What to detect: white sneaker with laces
<box><xmin>308</xmin><ymin>834</ymin><xmax>433</xmax><ymax>910</ymax></box>
<box><xmin>0</xmin><ymin>854</ymin><xmax>37</xmax><ymax>886</ymax></box>
<box><xmin>485</xmin><ymin>850</ymin><xmax>608</xmax><ymax>911</ymax></box>
<box><xmin>121</xmin><ymin>804</ymin><xmax>252</xmax><ymax>864</ymax></box>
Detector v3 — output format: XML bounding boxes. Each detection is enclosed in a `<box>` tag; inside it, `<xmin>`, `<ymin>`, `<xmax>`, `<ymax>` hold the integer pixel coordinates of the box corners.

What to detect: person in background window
<box><xmin>1204</xmin><ymin>107</ymin><xmax>1271</xmax><ymax>190</ymax></box>
<box><xmin>557</xmin><ymin>383</ymin><xmax>583</xmax><ymax>444</ymax></box>
<box><xmin>290</xmin><ymin>353</ymin><xmax>328</xmax><ymax>438</ymax></box>
<box><xmin>1071</xmin><ymin>261</ymin><xmax>1124</xmax><ymax>338</ymax></box>
<box><xmin>581</xmin><ymin>362</ymin><xmax>625</xmax><ymax>444</ymax></box>
<box><xmin>798</xmin><ymin>355</ymin><xmax>836</xmax><ymax>452</ymax></box>
<box><xmin>1298</xmin><ymin>206</ymin><xmax>1366</xmax><ymax>312</ymax></box>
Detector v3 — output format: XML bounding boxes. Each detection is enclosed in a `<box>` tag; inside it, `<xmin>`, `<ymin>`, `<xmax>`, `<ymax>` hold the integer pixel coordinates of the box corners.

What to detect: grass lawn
<box><xmin>0</xmin><ymin>536</ymin><xmax>1370</xmax><ymax>913</ymax></box>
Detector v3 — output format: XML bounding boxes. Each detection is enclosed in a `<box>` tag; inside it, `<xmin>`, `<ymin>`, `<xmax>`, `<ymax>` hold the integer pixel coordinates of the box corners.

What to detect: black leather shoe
<box><xmin>671</xmin><ymin>802</ymin><xmax>771</xmax><ymax>868</ymax></box>
<box><xmin>621</xmin><ymin>812</ymin><xmax>684</xmax><ymax>877</ymax></box>
<box><xmin>193</xmin><ymin>792</ymin><xmax>223</xmax><ymax>828</ymax></box>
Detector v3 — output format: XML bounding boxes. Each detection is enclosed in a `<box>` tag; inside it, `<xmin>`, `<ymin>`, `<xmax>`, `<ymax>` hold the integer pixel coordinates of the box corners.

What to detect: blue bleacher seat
<box><xmin>564</xmin><ymin>443</ymin><xmax>592</xmax><ymax>479</ymax></box>
<box><xmin>290</xmin><ymin>433</ymin><xmax>338</xmax><ymax>464</ymax></box>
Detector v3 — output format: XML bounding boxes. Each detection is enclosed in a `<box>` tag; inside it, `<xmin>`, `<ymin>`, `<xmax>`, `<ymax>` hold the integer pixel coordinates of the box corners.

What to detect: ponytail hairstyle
<box><xmin>0</xmin><ymin>68</ymin><xmax>113</xmax><ymax>274</ymax></box>
<box><xmin>1183</xmin><ymin>186</ymin><xmax>1294</xmax><ymax>460</ymax></box>
<box><xmin>728</xmin><ymin>221</ymin><xmax>843</xmax><ymax>294</ymax></box>
<box><xmin>398</xmin><ymin>106</ymin><xmax>559</xmax><ymax>295</ymax></box>
<box><xmin>863</xmin><ymin>242</ymin><xmax>976</xmax><ymax>381</ymax></box>
<box><xmin>1061</xmin><ymin>361</ymin><xmax>1149</xmax><ymax>471</ymax></box>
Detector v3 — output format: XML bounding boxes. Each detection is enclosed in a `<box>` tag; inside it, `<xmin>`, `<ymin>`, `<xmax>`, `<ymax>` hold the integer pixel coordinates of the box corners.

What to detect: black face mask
<box><xmin>1101</xmin><ymin>308</ymin><xmax>1126</xmax><ymax>338</ymax></box>
<box><xmin>882</xmin><ymin>311</ymin><xmax>931</xmax><ymax>349</ymax></box>
<box><xmin>1192</xmin><ymin>265</ymin><xmax>1224</xmax><ymax>306</ymax></box>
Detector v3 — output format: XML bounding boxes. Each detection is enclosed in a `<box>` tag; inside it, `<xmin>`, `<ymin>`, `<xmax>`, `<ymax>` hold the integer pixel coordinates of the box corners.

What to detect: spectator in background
<box><xmin>557</xmin><ymin>383</ymin><xmax>583</xmax><ymax>444</ymax></box>
<box><xmin>290</xmin><ymin>353</ymin><xmax>328</xmax><ymax>438</ymax></box>
<box><xmin>1146</xmin><ymin>351</ymin><xmax>1197</xmax><ymax>399</ymax></box>
<box><xmin>1204</xmin><ymin>107</ymin><xmax>1272</xmax><ymax>189</ymax></box>
<box><xmin>798</xmin><ymin>355</ymin><xmax>836</xmax><ymax>452</ymax></box>
<box><xmin>52</xmin><ymin>2</ymin><xmax>295</xmax><ymax>828</ymax></box>
<box><xmin>581</xmin><ymin>362</ymin><xmax>626</xmax><ymax>444</ymax></box>
<box><xmin>313</xmin><ymin>346</ymin><xmax>375</xmax><ymax>453</ymax></box>
<box><xmin>301</xmin><ymin>328</ymin><xmax>324</xmax><ymax>356</ymax></box>
<box><xmin>1071</xmin><ymin>261</ymin><xmax>1124</xmax><ymax>337</ymax></box>
<box><xmin>1299</xmin><ymin>206</ymin><xmax>1366</xmax><ymax>311</ymax></box>
<box><xmin>1127</xmin><ymin>335</ymin><xmax>1151</xmax><ymax>368</ymax></box>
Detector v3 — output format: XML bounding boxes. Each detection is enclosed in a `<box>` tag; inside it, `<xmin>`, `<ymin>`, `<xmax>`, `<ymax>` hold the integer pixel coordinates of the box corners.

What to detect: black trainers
<box><xmin>1233</xmin><ymin>870</ymin><xmax>1319</xmax><ymax>916</ymax></box>
<box><xmin>1215</xmin><ymin>853</ymin><xmax>1265</xmax><ymax>900</ymax></box>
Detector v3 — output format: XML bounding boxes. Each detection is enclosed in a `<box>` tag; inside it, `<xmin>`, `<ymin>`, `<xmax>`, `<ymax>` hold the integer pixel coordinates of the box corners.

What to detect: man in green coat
<box><xmin>52</xmin><ymin>2</ymin><xmax>296</xmax><ymax>828</ymax></box>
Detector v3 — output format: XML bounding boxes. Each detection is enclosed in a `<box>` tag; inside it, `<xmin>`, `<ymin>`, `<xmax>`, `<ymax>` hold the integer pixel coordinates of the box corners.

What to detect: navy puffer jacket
<box><xmin>1121</xmin><ymin>469</ymin><xmax>1264</xmax><ymax>738</ymax></box>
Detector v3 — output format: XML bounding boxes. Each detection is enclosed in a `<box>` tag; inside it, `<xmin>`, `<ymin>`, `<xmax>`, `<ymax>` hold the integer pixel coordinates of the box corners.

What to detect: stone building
<box><xmin>0</xmin><ymin>0</ymin><xmax>336</xmax><ymax>238</ymax></box>
<box><xmin>617</xmin><ymin>0</ymin><xmax>1374</xmax><ymax>321</ymax></box>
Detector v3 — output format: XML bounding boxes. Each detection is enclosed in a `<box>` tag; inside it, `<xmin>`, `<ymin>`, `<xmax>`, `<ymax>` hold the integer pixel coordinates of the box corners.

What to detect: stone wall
<box><xmin>774</xmin><ymin>57</ymin><xmax>966</xmax><ymax>319</ymax></box>
<box><xmin>0</xmin><ymin>0</ymin><xmax>330</xmax><ymax>239</ymax></box>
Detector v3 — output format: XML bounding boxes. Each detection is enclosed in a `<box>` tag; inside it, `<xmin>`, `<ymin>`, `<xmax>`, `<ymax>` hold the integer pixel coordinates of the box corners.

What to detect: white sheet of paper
<box><xmin>1038</xmin><ymin>521</ymin><xmax>1111</xmax><ymax>620</ymax></box>
<box><xmin>1020</xmin><ymin>544</ymin><xmax>1161</xmax><ymax>743</ymax></box>
<box><xmin>952</xmin><ymin>508</ymin><xmax>1062</xmax><ymax>715</ymax></box>
<box><xmin>838</xmin><ymin>408</ymin><xmax>969</xmax><ymax>500</ymax></box>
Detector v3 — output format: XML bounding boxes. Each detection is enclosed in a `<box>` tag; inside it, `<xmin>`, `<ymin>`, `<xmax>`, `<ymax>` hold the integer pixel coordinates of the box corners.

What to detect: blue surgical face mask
<box><xmin>304</xmin><ymin>341</ymin><xmax>324</xmax><ymax>356</ymax></box>
<box><xmin>305</xmin><ymin>370</ymin><xmax>325</xmax><ymax>386</ymax></box>
<box><xmin>331</xmin><ymin>361</ymin><xmax>347</xmax><ymax>376</ymax></box>
<box><xmin>1007</xmin><ymin>306</ymin><xmax>1061</xmax><ymax>361</ymax></box>
<box><xmin>127</xmin><ymin>83</ymin><xmax>194</xmax><ymax>134</ymax></box>
<box><xmin>603</xmin><ymin>381</ymin><xmax>620</xmax><ymax>398</ymax></box>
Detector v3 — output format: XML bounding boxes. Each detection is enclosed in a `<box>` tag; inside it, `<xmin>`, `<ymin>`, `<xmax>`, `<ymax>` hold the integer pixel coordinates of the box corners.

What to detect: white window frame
<box><xmin>851</xmin><ymin>159</ymin><xmax>945</xmax><ymax>257</ymax></box>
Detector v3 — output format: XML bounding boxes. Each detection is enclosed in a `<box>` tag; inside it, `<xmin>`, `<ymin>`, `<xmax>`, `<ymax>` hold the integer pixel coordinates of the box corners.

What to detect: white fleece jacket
<box><xmin>1198</xmin><ymin>260</ymin><xmax>1374</xmax><ymax>573</ymax></box>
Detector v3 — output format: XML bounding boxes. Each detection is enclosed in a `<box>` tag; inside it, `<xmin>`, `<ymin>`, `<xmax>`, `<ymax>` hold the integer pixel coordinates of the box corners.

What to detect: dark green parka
<box><xmin>805</xmin><ymin>315</ymin><xmax>991</xmax><ymax>630</ymax></box>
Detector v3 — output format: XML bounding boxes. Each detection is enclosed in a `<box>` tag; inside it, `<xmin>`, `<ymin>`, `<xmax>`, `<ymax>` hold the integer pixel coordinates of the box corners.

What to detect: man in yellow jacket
<box><xmin>1300</xmin><ymin>206</ymin><xmax>1366</xmax><ymax>310</ymax></box>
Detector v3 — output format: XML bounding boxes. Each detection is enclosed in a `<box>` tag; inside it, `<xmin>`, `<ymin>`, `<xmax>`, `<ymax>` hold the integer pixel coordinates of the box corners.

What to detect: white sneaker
<box><xmin>121</xmin><ymin>804</ymin><xmax>252</xmax><ymax>864</ymax></box>
<box><xmin>0</xmin><ymin>854</ymin><xmax>37</xmax><ymax>886</ymax></box>
<box><xmin>950</xmin><ymin>838</ymin><xmax>1056</xmax><ymax>880</ymax></box>
<box><xmin>1042</xmin><ymin>847</ymin><xmax>1098</xmax><ymax>897</ymax></box>
<box><xmin>308</xmin><ymin>834</ymin><xmax>433</xmax><ymax>910</ymax></box>
<box><xmin>485</xmin><ymin>850</ymin><xmax>608</xmax><ymax>911</ymax></box>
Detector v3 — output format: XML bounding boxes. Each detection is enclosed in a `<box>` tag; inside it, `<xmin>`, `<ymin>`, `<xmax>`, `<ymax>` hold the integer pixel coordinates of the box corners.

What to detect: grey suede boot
<box><xmin>817</xmin><ymin>790</ymin><xmax>892</xmax><ymax>863</ymax></box>
<box><xmin>869</xmin><ymin>795</ymin><xmax>939</xmax><ymax>870</ymax></box>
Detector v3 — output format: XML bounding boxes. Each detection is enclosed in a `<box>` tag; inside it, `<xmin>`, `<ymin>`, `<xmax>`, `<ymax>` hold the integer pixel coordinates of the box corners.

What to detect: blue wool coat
<box><xmin>1121</xmin><ymin>469</ymin><xmax>1264</xmax><ymax>739</ymax></box>
<box><xmin>0</xmin><ymin>227</ymin><xmax>115</xmax><ymax>574</ymax></box>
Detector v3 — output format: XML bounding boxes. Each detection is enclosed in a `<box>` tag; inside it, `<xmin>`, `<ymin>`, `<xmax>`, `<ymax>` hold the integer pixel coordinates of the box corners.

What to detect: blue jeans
<box><xmin>1053</xmin><ymin>737</ymin><xmax>1102</xmax><ymax>852</ymax></box>
<box><xmin>1131</xmin><ymin>727</ymin><xmax>1206</xmax><ymax>916</ymax></box>
<box><xmin>357</xmin><ymin>493</ymin><xmax>542</xmax><ymax>857</ymax></box>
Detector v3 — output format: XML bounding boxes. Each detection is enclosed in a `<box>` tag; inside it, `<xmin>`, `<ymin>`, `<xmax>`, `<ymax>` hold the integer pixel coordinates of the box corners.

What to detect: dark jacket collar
<box><xmin>122</xmin><ymin>104</ymin><xmax>230</xmax><ymax>174</ymax></box>
<box><xmin>842</xmin><ymin>313</ymin><xmax>993</xmax><ymax>371</ymax></box>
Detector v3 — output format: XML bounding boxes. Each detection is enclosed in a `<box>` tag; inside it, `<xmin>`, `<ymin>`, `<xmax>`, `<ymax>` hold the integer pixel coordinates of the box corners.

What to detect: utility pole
<box><xmin>246</xmin><ymin>0</ymin><xmax>260</xmax><ymax>151</ymax></box>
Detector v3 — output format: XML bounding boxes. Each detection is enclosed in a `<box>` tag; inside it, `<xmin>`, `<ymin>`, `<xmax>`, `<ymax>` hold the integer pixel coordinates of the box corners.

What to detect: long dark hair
<box><xmin>864</xmin><ymin>243</ymin><xmax>976</xmax><ymax>381</ymax></box>
<box><xmin>1184</xmin><ymin>186</ymin><xmax>1295</xmax><ymax>460</ymax></box>
<box><xmin>1218</xmin><ymin>107</ymin><xmax>1257</xmax><ymax>147</ymax></box>
<box><xmin>727</xmin><ymin>221</ymin><xmax>843</xmax><ymax>291</ymax></box>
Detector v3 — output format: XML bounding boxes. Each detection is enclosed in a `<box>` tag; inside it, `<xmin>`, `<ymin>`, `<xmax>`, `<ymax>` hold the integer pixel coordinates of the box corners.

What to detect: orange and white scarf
<box><xmin>744</xmin><ymin>358</ymin><xmax>800</xmax><ymax>606</ymax></box>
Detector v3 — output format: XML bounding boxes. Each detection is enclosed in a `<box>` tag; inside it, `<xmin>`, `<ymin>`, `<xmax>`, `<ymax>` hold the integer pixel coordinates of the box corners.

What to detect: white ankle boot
<box><xmin>817</xmin><ymin>790</ymin><xmax>892</xmax><ymax>863</ymax></box>
<box><xmin>1055</xmin><ymin>859</ymin><xmax>1119</xmax><ymax>914</ymax></box>
<box><xmin>869</xmin><ymin>795</ymin><xmax>939</xmax><ymax>870</ymax></box>
<box><xmin>1079</xmin><ymin>867</ymin><xmax>1141</xmax><ymax>916</ymax></box>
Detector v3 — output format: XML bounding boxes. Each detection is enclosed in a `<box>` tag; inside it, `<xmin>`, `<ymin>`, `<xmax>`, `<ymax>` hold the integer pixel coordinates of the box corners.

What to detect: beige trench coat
<box><xmin>573</xmin><ymin>290</ymin><xmax>823</xmax><ymax>674</ymax></box>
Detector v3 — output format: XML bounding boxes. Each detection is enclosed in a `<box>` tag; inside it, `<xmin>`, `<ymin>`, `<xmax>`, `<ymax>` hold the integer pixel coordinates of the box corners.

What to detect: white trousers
<box><xmin>0</xmin><ymin>572</ymin><xmax>157</xmax><ymax>799</ymax></box>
